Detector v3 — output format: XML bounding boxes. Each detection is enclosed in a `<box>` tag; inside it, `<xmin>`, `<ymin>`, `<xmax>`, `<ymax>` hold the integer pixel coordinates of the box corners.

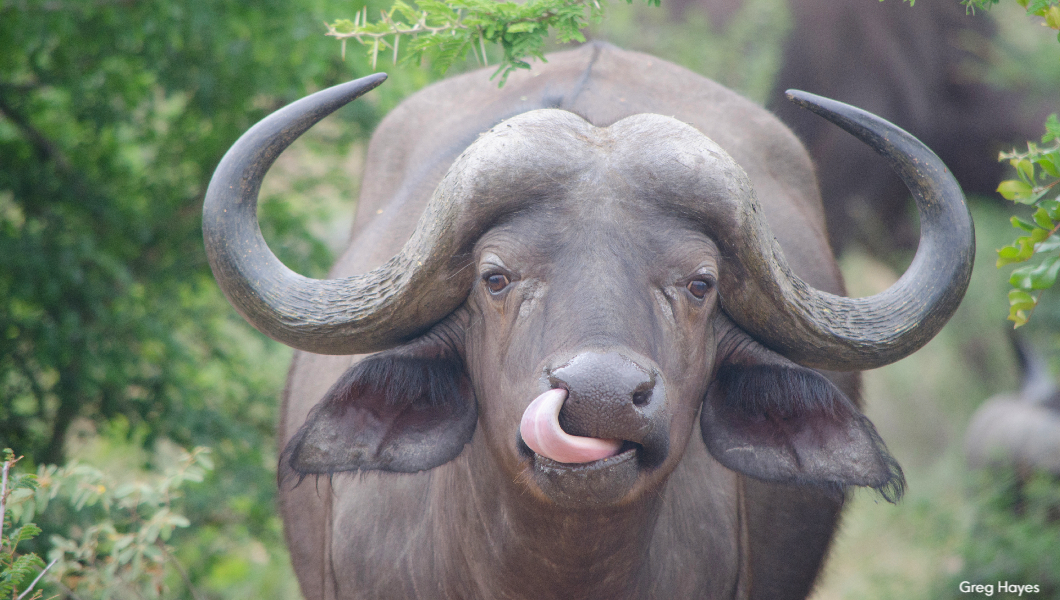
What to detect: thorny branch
<box><xmin>15</xmin><ymin>559</ymin><xmax>57</xmax><ymax>600</ymax></box>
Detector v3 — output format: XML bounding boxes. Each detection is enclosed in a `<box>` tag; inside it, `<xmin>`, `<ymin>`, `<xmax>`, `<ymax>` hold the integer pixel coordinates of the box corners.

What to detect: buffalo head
<box><xmin>202</xmin><ymin>72</ymin><xmax>972</xmax><ymax>512</ymax></box>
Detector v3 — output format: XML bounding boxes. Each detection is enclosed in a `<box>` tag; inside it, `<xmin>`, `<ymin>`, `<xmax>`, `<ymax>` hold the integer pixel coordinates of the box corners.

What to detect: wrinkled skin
<box><xmin>464</xmin><ymin>174</ymin><xmax>722</xmax><ymax>507</ymax></box>
<box><xmin>279</xmin><ymin>44</ymin><xmax>883</xmax><ymax>599</ymax></box>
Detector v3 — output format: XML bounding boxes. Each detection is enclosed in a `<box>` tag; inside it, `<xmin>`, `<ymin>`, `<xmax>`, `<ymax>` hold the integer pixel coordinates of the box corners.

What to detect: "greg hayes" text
<box><xmin>959</xmin><ymin>581</ymin><xmax>1040</xmax><ymax>596</ymax></box>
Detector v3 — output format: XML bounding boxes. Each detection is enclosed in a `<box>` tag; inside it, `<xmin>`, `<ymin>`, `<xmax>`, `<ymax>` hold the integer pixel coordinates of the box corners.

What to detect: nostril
<box><xmin>632</xmin><ymin>370</ymin><xmax>656</xmax><ymax>407</ymax></box>
<box><xmin>632</xmin><ymin>388</ymin><xmax>652</xmax><ymax>407</ymax></box>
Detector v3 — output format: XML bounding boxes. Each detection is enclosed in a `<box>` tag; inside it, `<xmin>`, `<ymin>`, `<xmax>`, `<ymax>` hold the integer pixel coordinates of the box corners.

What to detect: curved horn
<box><xmin>717</xmin><ymin>90</ymin><xmax>975</xmax><ymax>371</ymax></box>
<box><xmin>203</xmin><ymin>74</ymin><xmax>477</xmax><ymax>355</ymax></box>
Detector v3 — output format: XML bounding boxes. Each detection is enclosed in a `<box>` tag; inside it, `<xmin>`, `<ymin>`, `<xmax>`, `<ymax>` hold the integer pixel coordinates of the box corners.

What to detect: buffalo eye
<box><xmin>687</xmin><ymin>277</ymin><xmax>714</xmax><ymax>299</ymax></box>
<box><xmin>485</xmin><ymin>273</ymin><xmax>511</xmax><ymax>294</ymax></box>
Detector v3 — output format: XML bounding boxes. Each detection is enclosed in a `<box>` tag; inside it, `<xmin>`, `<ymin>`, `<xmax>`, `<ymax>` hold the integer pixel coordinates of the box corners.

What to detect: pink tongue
<box><xmin>519</xmin><ymin>388</ymin><xmax>623</xmax><ymax>464</ymax></box>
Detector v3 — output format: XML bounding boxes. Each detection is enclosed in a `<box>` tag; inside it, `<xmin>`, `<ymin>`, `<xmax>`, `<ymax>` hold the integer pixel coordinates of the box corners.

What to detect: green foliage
<box><xmin>888</xmin><ymin>2</ymin><xmax>1056</xmax><ymax>328</ymax></box>
<box><xmin>2</xmin><ymin>445</ymin><xmax>234</xmax><ymax>599</ymax></box>
<box><xmin>1</xmin><ymin>450</ymin><xmax>49</xmax><ymax>600</ymax></box>
<box><xmin>0</xmin><ymin>0</ymin><xmax>372</xmax><ymax>468</ymax></box>
<box><xmin>34</xmin><ymin>447</ymin><xmax>209</xmax><ymax>598</ymax></box>
<box><xmin>996</xmin><ymin>115</ymin><xmax>1060</xmax><ymax>326</ymax></box>
<box><xmin>17</xmin><ymin>423</ymin><xmax>301</xmax><ymax>600</ymax></box>
<box><xmin>0</xmin><ymin>0</ymin><xmax>441</xmax><ymax>473</ymax></box>
<box><xmin>0</xmin><ymin>3</ymin><xmax>428</xmax><ymax>596</ymax></box>
<box><xmin>935</xmin><ymin>469</ymin><xmax>1060</xmax><ymax>599</ymax></box>
<box><xmin>963</xmin><ymin>0</ymin><xmax>1060</xmax><ymax>41</ymax></box>
<box><xmin>327</xmin><ymin>0</ymin><xmax>659</xmax><ymax>85</ymax></box>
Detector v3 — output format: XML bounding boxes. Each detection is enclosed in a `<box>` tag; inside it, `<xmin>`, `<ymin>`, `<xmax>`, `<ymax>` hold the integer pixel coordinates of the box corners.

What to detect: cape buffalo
<box><xmin>966</xmin><ymin>334</ymin><xmax>1060</xmax><ymax>476</ymax></box>
<box><xmin>203</xmin><ymin>43</ymin><xmax>974</xmax><ymax>599</ymax></box>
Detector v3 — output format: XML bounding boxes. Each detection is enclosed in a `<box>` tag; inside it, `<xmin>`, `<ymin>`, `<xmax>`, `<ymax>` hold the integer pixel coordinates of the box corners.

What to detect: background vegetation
<box><xmin>0</xmin><ymin>0</ymin><xmax>429</xmax><ymax>596</ymax></box>
<box><xmin>0</xmin><ymin>0</ymin><xmax>1057</xmax><ymax>598</ymax></box>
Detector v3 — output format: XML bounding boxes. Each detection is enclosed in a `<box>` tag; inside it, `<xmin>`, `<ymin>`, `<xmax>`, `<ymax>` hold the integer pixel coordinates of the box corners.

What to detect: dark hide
<box><xmin>702</xmin><ymin>340</ymin><xmax>904</xmax><ymax>502</ymax></box>
<box><xmin>282</xmin><ymin>317</ymin><xmax>475</xmax><ymax>477</ymax></box>
<box><xmin>276</xmin><ymin>44</ymin><xmax>898</xmax><ymax>600</ymax></box>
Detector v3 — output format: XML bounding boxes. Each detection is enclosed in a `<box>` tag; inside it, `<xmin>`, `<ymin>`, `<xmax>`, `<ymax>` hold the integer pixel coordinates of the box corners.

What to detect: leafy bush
<box><xmin>954</xmin><ymin>0</ymin><xmax>1060</xmax><ymax>326</ymax></box>
<box><xmin>3</xmin><ymin>445</ymin><xmax>215</xmax><ymax>599</ymax></box>
<box><xmin>2</xmin><ymin>450</ymin><xmax>49</xmax><ymax>600</ymax></box>
<box><xmin>4</xmin><ymin>442</ymin><xmax>296</xmax><ymax>600</ymax></box>
<box><xmin>996</xmin><ymin>116</ymin><xmax>1060</xmax><ymax>326</ymax></box>
<box><xmin>0</xmin><ymin>0</ymin><xmax>431</xmax><ymax>469</ymax></box>
<box><xmin>327</xmin><ymin>0</ymin><xmax>660</xmax><ymax>84</ymax></box>
<box><xmin>0</xmin><ymin>5</ymin><xmax>427</xmax><ymax>595</ymax></box>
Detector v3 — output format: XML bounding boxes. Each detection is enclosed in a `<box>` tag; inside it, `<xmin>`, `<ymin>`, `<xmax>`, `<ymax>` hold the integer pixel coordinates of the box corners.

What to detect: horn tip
<box><xmin>350</xmin><ymin>72</ymin><xmax>388</xmax><ymax>94</ymax></box>
<box><xmin>784</xmin><ymin>89</ymin><xmax>824</xmax><ymax>110</ymax></box>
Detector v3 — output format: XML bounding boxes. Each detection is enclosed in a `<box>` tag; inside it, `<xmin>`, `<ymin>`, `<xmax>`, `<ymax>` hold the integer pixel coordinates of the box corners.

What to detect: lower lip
<box><xmin>528</xmin><ymin>446</ymin><xmax>641</xmax><ymax>506</ymax></box>
<box><xmin>531</xmin><ymin>445</ymin><xmax>639</xmax><ymax>471</ymax></box>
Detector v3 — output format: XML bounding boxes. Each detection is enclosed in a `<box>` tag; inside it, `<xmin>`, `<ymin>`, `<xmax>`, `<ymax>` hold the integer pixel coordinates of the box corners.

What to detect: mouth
<box><xmin>517</xmin><ymin>387</ymin><xmax>654</xmax><ymax>506</ymax></box>
<box><xmin>519</xmin><ymin>388</ymin><xmax>626</xmax><ymax>463</ymax></box>
<box><xmin>519</xmin><ymin>438</ymin><xmax>640</xmax><ymax>464</ymax></box>
<box><xmin>521</xmin><ymin>440</ymin><xmax>640</xmax><ymax>466</ymax></box>
<box><xmin>520</xmin><ymin>441</ymin><xmax>643</xmax><ymax>507</ymax></box>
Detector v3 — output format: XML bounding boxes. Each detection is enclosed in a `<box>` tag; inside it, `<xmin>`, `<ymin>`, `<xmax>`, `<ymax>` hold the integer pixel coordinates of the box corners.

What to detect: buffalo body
<box><xmin>203</xmin><ymin>43</ymin><xmax>974</xmax><ymax>599</ymax></box>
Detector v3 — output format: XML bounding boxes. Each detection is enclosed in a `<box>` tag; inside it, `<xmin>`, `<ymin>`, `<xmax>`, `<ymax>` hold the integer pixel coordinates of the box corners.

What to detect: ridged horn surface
<box><xmin>204</xmin><ymin>74</ymin><xmax>475</xmax><ymax>355</ymax></box>
<box><xmin>714</xmin><ymin>90</ymin><xmax>974</xmax><ymax>370</ymax></box>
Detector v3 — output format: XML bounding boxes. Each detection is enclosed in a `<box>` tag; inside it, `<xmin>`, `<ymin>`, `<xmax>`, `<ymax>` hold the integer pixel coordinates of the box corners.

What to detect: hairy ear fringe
<box><xmin>336</xmin><ymin>352</ymin><xmax>468</xmax><ymax>411</ymax></box>
<box><xmin>855</xmin><ymin>413</ymin><xmax>905</xmax><ymax>504</ymax></box>
<box><xmin>706</xmin><ymin>363</ymin><xmax>906</xmax><ymax>502</ymax></box>
<box><xmin>716</xmin><ymin>363</ymin><xmax>842</xmax><ymax>420</ymax></box>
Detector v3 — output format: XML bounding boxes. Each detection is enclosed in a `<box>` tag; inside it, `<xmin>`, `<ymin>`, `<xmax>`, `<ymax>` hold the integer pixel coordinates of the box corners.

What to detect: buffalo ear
<box><xmin>281</xmin><ymin>328</ymin><xmax>476</xmax><ymax>480</ymax></box>
<box><xmin>701</xmin><ymin>334</ymin><xmax>904</xmax><ymax>502</ymax></box>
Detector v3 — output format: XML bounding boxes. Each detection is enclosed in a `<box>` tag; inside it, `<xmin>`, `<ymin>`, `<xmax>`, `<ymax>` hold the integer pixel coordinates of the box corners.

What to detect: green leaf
<box><xmin>0</xmin><ymin>552</ymin><xmax>46</xmax><ymax>594</ymax></box>
<box><xmin>1017</xmin><ymin>158</ymin><xmax>1036</xmax><ymax>184</ymax></box>
<box><xmin>1033</xmin><ymin>207</ymin><xmax>1056</xmax><ymax>230</ymax></box>
<box><xmin>1039</xmin><ymin>234</ymin><xmax>1060</xmax><ymax>254</ymax></box>
<box><xmin>1010</xmin><ymin>255</ymin><xmax>1060</xmax><ymax>290</ymax></box>
<box><xmin>1039</xmin><ymin>155</ymin><xmax>1060</xmax><ymax>178</ymax></box>
<box><xmin>10</xmin><ymin>523</ymin><xmax>42</xmax><ymax>547</ymax></box>
<box><xmin>1026</xmin><ymin>0</ymin><xmax>1052</xmax><ymax>13</ymax></box>
<box><xmin>1045</xmin><ymin>114</ymin><xmax>1060</xmax><ymax>142</ymax></box>
<box><xmin>1041</xmin><ymin>198</ymin><xmax>1060</xmax><ymax>220</ymax></box>
<box><xmin>1007</xmin><ymin>289</ymin><xmax>1038</xmax><ymax>327</ymax></box>
<box><xmin>330</xmin><ymin>19</ymin><xmax>357</xmax><ymax>34</ymax></box>
<box><xmin>997</xmin><ymin>227</ymin><xmax>1052</xmax><ymax>267</ymax></box>
<box><xmin>1011</xmin><ymin>266</ymin><xmax>1035</xmax><ymax>290</ymax></box>
<box><xmin>997</xmin><ymin>239</ymin><xmax>1033</xmax><ymax>267</ymax></box>
<box><xmin>1046</xmin><ymin>5</ymin><xmax>1060</xmax><ymax>29</ymax></box>
<box><xmin>998</xmin><ymin>179</ymin><xmax>1035</xmax><ymax>202</ymax></box>
<box><xmin>1012</xmin><ymin>215</ymin><xmax>1037</xmax><ymax>232</ymax></box>
<box><xmin>998</xmin><ymin>245</ymin><xmax>1025</xmax><ymax>266</ymax></box>
<box><xmin>505</xmin><ymin>21</ymin><xmax>540</xmax><ymax>33</ymax></box>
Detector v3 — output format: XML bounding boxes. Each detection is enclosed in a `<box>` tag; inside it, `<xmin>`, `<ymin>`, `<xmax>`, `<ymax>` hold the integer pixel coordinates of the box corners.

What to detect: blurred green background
<box><xmin>1</xmin><ymin>0</ymin><xmax>1057</xmax><ymax>597</ymax></box>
